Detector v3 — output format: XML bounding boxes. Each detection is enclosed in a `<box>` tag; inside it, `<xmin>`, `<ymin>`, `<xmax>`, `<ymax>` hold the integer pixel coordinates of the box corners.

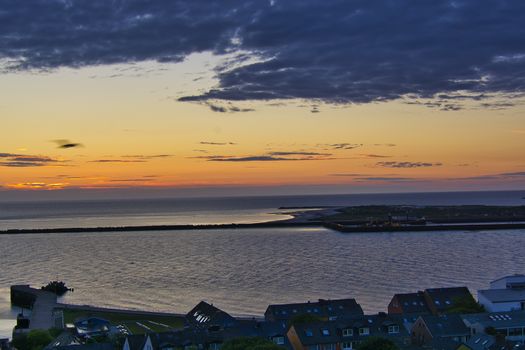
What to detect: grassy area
<box><xmin>323</xmin><ymin>205</ymin><xmax>525</xmax><ymax>223</ymax></box>
<box><xmin>60</xmin><ymin>308</ymin><xmax>185</xmax><ymax>334</ymax></box>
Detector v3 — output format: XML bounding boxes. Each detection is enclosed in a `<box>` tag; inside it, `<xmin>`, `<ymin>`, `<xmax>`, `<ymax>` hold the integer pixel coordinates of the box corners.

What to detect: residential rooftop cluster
<box><xmin>6</xmin><ymin>274</ymin><xmax>525</xmax><ymax>350</ymax></box>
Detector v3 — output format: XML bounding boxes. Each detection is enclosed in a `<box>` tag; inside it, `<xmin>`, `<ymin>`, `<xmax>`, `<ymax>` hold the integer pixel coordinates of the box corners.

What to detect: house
<box><xmin>186</xmin><ymin>301</ymin><xmax>237</xmax><ymax>330</ymax></box>
<box><xmin>123</xmin><ymin>320</ymin><xmax>293</xmax><ymax>350</ymax></box>
<box><xmin>478</xmin><ymin>275</ymin><xmax>525</xmax><ymax>312</ymax></box>
<box><xmin>490</xmin><ymin>275</ymin><xmax>525</xmax><ymax>290</ymax></box>
<box><xmin>286</xmin><ymin>313</ymin><xmax>410</xmax><ymax>350</ymax></box>
<box><xmin>456</xmin><ymin>334</ymin><xmax>525</xmax><ymax>350</ymax></box>
<box><xmin>461</xmin><ymin>310</ymin><xmax>525</xmax><ymax>342</ymax></box>
<box><xmin>424</xmin><ymin>287</ymin><xmax>476</xmax><ymax>315</ymax></box>
<box><xmin>389</xmin><ymin>287</ymin><xmax>476</xmax><ymax>317</ymax></box>
<box><xmin>265</xmin><ymin>298</ymin><xmax>363</xmax><ymax>322</ymax></box>
<box><xmin>388</xmin><ymin>291</ymin><xmax>432</xmax><ymax>315</ymax></box>
<box><xmin>74</xmin><ymin>317</ymin><xmax>111</xmax><ymax>337</ymax></box>
<box><xmin>411</xmin><ymin>314</ymin><xmax>470</xmax><ymax>346</ymax></box>
<box><xmin>478</xmin><ymin>289</ymin><xmax>525</xmax><ymax>313</ymax></box>
<box><xmin>52</xmin><ymin>344</ymin><xmax>114</xmax><ymax>350</ymax></box>
<box><xmin>0</xmin><ymin>339</ymin><xmax>9</xmax><ymax>350</ymax></box>
<box><xmin>287</xmin><ymin>321</ymin><xmax>340</xmax><ymax>350</ymax></box>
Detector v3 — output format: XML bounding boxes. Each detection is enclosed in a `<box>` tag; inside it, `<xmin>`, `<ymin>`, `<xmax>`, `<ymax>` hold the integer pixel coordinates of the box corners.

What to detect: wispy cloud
<box><xmin>329</xmin><ymin>173</ymin><xmax>371</xmax><ymax>177</ymax></box>
<box><xmin>0</xmin><ymin>153</ymin><xmax>65</xmax><ymax>167</ymax></box>
<box><xmin>5</xmin><ymin>182</ymin><xmax>68</xmax><ymax>190</ymax></box>
<box><xmin>89</xmin><ymin>159</ymin><xmax>147</xmax><ymax>163</ymax></box>
<box><xmin>200</xmin><ymin>141</ymin><xmax>237</xmax><ymax>146</ymax></box>
<box><xmin>207</xmin><ymin>103</ymin><xmax>255</xmax><ymax>113</ymax></box>
<box><xmin>361</xmin><ymin>154</ymin><xmax>391</xmax><ymax>158</ymax></box>
<box><xmin>323</xmin><ymin>143</ymin><xmax>362</xmax><ymax>150</ymax></box>
<box><xmin>377</xmin><ymin>161</ymin><xmax>443</xmax><ymax>168</ymax></box>
<box><xmin>194</xmin><ymin>153</ymin><xmax>334</xmax><ymax>162</ymax></box>
<box><xmin>121</xmin><ymin>154</ymin><xmax>173</xmax><ymax>159</ymax></box>
<box><xmin>355</xmin><ymin>177</ymin><xmax>414</xmax><ymax>182</ymax></box>
<box><xmin>53</xmin><ymin>139</ymin><xmax>83</xmax><ymax>149</ymax></box>
<box><xmin>269</xmin><ymin>151</ymin><xmax>331</xmax><ymax>156</ymax></box>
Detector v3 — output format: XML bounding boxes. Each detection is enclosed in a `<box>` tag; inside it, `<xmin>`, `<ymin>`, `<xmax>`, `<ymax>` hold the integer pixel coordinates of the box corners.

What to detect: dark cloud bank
<box><xmin>1</xmin><ymin>1</ymin><xmax>525</xmax><ymax>105</ymax></box>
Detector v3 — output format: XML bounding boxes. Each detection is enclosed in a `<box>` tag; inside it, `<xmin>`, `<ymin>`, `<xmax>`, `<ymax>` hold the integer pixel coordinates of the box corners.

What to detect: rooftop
<box><xmin>478</xmin><ymin>289</ymin><xmax>525</xmax><ymax>303</ymax></box>
<box><xmin>461</xmin><ymin>310</ymin><xmax>525</xmax><ymax>328</ymax></box>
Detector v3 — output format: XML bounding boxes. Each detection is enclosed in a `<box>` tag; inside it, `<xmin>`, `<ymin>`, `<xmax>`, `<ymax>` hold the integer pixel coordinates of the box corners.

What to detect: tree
<box><xmin>447</xmin><ymin>295</ymin><xmax>485</xmax><ymax>314</ymax></box>
<box><xmin>13</xmin><ymin>329</ymin><xmax>54</xmax><ymax>350</ymax></box>
<box><xmin>356</xmin><ymin>337</ymin><xmax>399</xmax><ymax>350</ymax></box>
<box><xmin>287</xmin><ymin>313</ymin><xmax>322</xmax><ymax>328</ymax></box>
<box><xmin>221</xmin><ymin>337</ymin><xmax>284</xmax><ymax>350</ymax></box>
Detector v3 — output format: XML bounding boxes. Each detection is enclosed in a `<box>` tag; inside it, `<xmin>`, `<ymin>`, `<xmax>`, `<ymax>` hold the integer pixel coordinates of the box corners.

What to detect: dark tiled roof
<box><xmin>392</xmin><ymin>292</ymin><xmax>432</xmax><ymax>314</ymax></box>
<box><xmin>462</xmin><ymin>334</ymin><xmax>496</xmax><ymax>350</ymax></box>
<box><xmin>419</xmin><ymin>314</ymin><xmax>470</xmax><ymax>337</ymax></box>
<box><xmin>461</xmin><ymin>310</ymin><xmax>525</xmax><ymax>329</ymax></box>
<box><xmin>425</xmin><ymin>287</ymin><xmax>474</xmax><ymax>313</ymax></box>
<box><xmin>265</xmin><ymin>298</ymin><xmax>363</xmax><ymax>321</ymax></box>
<box><xmin>55</xmin><ymin>344</ymin><xmax>113</xmax><ymax>350</ymax></box>
<box><xmin>290</xmin><ymin>314</ymin><xmax>409</xmax><ymax>347</ymax></box>
<box><xmin>186</xmin><ymin>301</ymin><xmax>237</xmax><ymax>329</ymax></box>
<box><xmin>291</xmin><ymin>321</ymin><xmax>342</xmax><ymax>346</ymax></box>
<box><xmin>125</xmin><ymin>334</ymin><xmax>149</xmax><ymax>350</ymax></box>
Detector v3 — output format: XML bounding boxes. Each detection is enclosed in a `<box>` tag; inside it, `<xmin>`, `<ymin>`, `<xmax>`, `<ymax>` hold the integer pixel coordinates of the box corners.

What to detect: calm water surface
<box><xmin>1</xmin><ymin>227</ymin><xmax>525</xmax><ymax>338</ymax></box>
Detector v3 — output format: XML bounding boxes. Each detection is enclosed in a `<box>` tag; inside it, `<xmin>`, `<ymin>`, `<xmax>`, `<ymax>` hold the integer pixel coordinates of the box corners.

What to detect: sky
<box><xmin>1</xmin><ymin>0</ymin><xmax>525</xmax><ymax>200</ymax></box>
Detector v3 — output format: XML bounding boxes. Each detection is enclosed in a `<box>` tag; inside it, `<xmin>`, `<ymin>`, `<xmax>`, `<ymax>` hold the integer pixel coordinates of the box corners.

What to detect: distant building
<box><xmin>478</xmin><ymin>275</ymin><xmax>525</xmax><ymax>312</ymax></box>
<box><xmin>74</xmin><ymin>317</ymin><xmax>111</xmax><ymax>337</ymax></box>
<box><xmin>389</xmin><ymin>287</ymin><xmax>476</xmax><ymax>316</ymax></box>
<box><xmin>123</xmin><ymin>321</ymin><xmax>293</xmax><ymax>350</ymax></box>
<box><xmin>186</xmin><ymin>301</ymin><xmax>237</xmax><ymax>330</ymax></box>
<box><xmin>424</xmin><ymin>287</ymin><xmax>475</xmax><ymax>315</ymax></box>
<box><xmin>461</xmin><ymin>310</ymin><xmax>525</xmax><ymax>342</ymax></box>
<box><xmin>286</xmin><ymin>314</ymin><xmax>410</xmax><ymax>350</ymax></box>
<box><xmin>411</xmin><ymin>314</ymin><xmax>470</xmax><ymax>346</ymax></box>
<box><xmin>388</xmin><ymin>291</ymin><xmax>432</xmax><ymax>315</ymax></box>
<box><xmin>490</xmin><ymin>275</ymin><xmax>525</xmax><ymax>290</ymax></box>
<box><xmin>0</xmin><ymin>338</ymin><xmax>9</xmax><ymax>350</ymax></box>
<box><xmin>265</xmin><ymin>298</ymin><xmax>364</xmax><ymax>322</ymax></box>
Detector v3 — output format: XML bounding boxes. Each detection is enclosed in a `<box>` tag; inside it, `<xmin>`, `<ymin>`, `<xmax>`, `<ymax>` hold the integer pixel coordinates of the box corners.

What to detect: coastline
<box><xmin>3</xmin><ymin>205</ymin><xmax>525</xmax><ymax>235</ymax></box>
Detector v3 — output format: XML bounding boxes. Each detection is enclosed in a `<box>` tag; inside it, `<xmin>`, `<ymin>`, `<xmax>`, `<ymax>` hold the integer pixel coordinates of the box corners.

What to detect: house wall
<box><xmin>286</xmin><ymin>326</ymin><xmax>306</xmax><ymax>350</ymax></box>
<box><xmin>410</xmin><ymin>318</ymin><xmax>433</xmax><ymax>346</ymax></box>
<box><xmin>490</xmin><ymin>276</ymin><xmax>525</xmax><ymax>290</ymax></box>
<box><xmin>388</xmin><ymin>297</ymin><xmax>403</xmax><ymax>314</ymax></box>
<box><xmin>478</xmin><ymin>294</ymin><xmax>523</xmax><ymax>312</ymax></box>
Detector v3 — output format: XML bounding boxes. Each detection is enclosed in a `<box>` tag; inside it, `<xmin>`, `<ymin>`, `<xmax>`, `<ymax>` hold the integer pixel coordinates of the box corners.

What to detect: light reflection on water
<box><xmin>1</xmin><ymin>227</ymin><xmax>524</xmax><ymax>339</ymax></box>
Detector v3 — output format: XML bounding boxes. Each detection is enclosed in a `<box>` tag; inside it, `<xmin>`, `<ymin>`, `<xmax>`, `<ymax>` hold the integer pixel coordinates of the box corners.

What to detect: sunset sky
<box><xmin>1</xmin><ymin>1</ymin><xmax>525</xmax><ymax>200</ymax></box>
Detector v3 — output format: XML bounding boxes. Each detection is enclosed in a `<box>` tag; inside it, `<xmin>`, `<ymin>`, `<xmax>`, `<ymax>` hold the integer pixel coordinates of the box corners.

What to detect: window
<box><xmin>322</xmin><ymin>329</ymin><xmax>330</xmax><ymax>336</ymax></box>
<box><xmin>359</xmin><ymin>327</ymin><xmax>369</xmax><ymax>336</ymax></box>
<box><xmin>342</xmin><ymin>328</ymin><xmax>353</xmax><ymax>337</ymax></box>
<box><xmin>305</xmin><ymin>329</ymin><xmax>313</xmax><ymax>337</ymax></box>
<box><xmin>388</xmin><ymin>325</ymin><xmax>400</xmax><ymax>334</ymax></box>
<box><xmin>509</xmin><ymin>328</ymin><xmax>523</xmax><ymax>336</ymax></box>
<box><xmin>273</xmin><ymin>336</ymin><xmax>285</xmax><ymax>345</ymax></box>
<box><xmin>342</xmin><ymin>342</ymin><xmax>353</xmax><ymax>350</ymax></box>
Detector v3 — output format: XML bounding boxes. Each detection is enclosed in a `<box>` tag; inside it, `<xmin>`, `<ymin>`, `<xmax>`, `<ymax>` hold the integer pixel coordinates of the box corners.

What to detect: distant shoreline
<box><xmin>2</xmin><ymin>220</ymin><xmax>525</xmax><ymax>235</ymax></box>
<box><xmin>3</xmin><ymin>204</ymin><xmax>525</xmax><ymax>235</ymax></box>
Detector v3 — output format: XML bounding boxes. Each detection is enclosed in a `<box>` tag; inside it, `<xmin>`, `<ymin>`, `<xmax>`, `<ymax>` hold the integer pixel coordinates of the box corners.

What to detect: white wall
<box><xmin>478</xmin><ymin>293</ymin><xmax>522</xmax><ymax>312</ymax></box>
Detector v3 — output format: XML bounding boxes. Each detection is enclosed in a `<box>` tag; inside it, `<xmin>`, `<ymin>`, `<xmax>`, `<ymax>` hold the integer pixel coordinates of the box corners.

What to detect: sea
<box><xmin>1</xmin><ymin>190</ymin><xmax>524</xmax><ymax>339</ymax></box>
